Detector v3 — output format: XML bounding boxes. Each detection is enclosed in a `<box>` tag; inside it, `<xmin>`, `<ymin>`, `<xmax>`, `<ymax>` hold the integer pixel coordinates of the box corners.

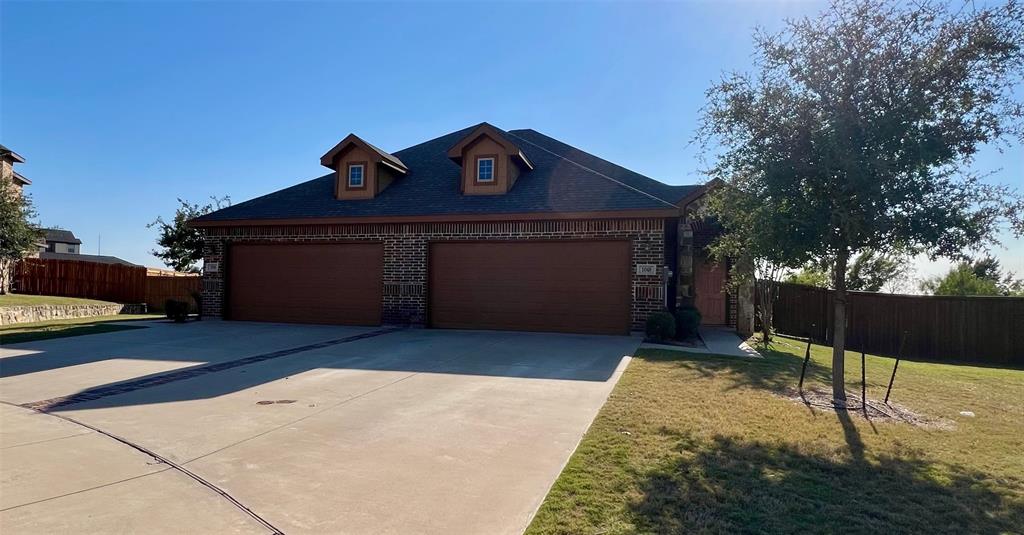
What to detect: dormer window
<box><xmin>476</xmin><ymin>157</ymin><xmax>495</xmax><ymax>183</ymax></box>
<box><xmin>347</xmin><ymin>163</ymin><xmax>365</xmax><ymax>188</ymax></box>
<box><xmin>447</xmin><ymin>123</ymin><xmax>534</xmax><ymax>196</ymax></box>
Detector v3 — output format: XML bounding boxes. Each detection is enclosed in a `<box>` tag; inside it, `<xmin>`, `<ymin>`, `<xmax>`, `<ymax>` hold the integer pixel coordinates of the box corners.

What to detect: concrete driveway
<box><xmin>0</xmin><ymin>320</ymin><xmax>638</xmax><ymax>534</ymax></box>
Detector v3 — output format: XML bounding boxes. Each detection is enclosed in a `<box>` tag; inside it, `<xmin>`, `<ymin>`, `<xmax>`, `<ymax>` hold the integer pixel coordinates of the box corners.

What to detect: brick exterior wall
<box><xmin>201</xmin><ymin>218</ymin><xmax>667</xmax><ymax>331</ymax></box>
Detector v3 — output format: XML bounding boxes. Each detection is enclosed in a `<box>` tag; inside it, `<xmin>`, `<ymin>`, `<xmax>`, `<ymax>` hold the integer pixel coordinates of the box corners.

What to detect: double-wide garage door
<box><xmin>429</xmin><ymin>241</ymin><xmax>632</xmax><ymax>335</ymax></box>
<box><xmin>228</xmin><ymin>243</ymin><xmax>383</xmax><ymax>326</ymax></box>
<box><xmin>227</xmin><ymin>240</ymin><xmax>632</xmax><ymax>334</ymax></box>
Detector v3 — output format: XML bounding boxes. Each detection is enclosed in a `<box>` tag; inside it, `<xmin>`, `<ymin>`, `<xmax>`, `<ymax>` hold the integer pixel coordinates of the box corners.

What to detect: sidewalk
<box><xmin>640</xmin><ymin>326</ymin><xmax>761</xmax><ymax>358</ymax></box>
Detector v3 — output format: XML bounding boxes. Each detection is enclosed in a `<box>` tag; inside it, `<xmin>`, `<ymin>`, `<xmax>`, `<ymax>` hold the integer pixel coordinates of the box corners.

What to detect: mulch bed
<box><xmin>779</xmin><ymin>386</ymin><xmax>955</xmax><ymax>430</ymax></box>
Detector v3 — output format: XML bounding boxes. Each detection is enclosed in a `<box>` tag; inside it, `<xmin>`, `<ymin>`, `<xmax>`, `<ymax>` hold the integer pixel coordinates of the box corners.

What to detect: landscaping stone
<box><xmin>0</xmin><ymin>303</ymin><xmax>147</xmax><ymax>326</ymax></box>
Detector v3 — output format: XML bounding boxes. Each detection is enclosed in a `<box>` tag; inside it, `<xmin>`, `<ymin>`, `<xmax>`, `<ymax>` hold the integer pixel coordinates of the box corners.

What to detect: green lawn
<box><xmin>0</xmin><ymin>294</ymin><xmax>117</xmax><ymax>307</ymax></box>
<box><xmin>0</xmin><ymin>314</ymin><xmax>160</xmax><ymax>345</ymax></box>
<box><xmin>526</xmin><ymin>337</ymin><xmax>1024</xmax><ymax>534</ymax></box>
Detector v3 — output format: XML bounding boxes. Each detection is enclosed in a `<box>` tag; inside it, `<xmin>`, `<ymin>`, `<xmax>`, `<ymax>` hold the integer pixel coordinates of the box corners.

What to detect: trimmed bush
<box><xmin>165</xmin><ymin>299</ymin><xmax>189</xmax><ymax>323</ymax></box>
<box><xmin>645</xmin><ymin>311</ymin><xmax>677</xmax><ymax>341</ymax></box>
<box><xmin>675</xmin><ymin>306</ymin><xmax>702</xmax><ymax>340</ymax></box>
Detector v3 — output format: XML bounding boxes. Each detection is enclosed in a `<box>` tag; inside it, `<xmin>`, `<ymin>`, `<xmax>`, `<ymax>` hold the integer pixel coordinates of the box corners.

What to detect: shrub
<box><xmin>165</xmin><ymin>299</ymin><xmax>190</xmax><ymax>323</ymax></box>
<box><xmin>645</xmin><ymin>311</ymin><xmax>676</xmax><ymax>341</ymax></box>
<box><xmin>190</xmin><ymin>290</ymin><xmax>203</xmax><ymax>320</ymax></box>
<box><xmin>675</xmin><ymin>306</ymin><xmax>702</xmax><ymax>340</ymax></box>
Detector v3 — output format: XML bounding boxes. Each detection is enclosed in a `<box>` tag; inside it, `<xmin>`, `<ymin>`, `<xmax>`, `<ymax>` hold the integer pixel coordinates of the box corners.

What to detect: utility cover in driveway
<box><xmin>228</xmin><ymin>243</ymin><xmax>383</xmax><ymax>325</ymax></box>
<box><xmin>429</xmin><ymin>240</ymin><xmax>632</xmax><ymax>335</ymax></box>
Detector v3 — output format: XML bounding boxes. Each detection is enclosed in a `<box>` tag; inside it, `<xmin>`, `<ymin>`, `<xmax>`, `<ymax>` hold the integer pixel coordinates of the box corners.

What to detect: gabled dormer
<box><xmin>447</xmin><ymin>123</ymin><xmax>533</xmax><ymax>196</ymax></box>
<box><xmin>320</xmin><ymin>134</ymin><xmax>408</xmax><ymax>200</ymax></box>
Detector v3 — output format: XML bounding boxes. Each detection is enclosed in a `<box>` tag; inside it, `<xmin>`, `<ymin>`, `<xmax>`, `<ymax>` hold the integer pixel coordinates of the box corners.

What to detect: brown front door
<box><xmin>228</xmin><ymin>242</ymin><xmax>383</xmax><ymax>325</ymax></box>
<box><xmin>428</xmin><ymin>240</ymin><xmax>632</xmax><ymax>335</ymax></box>
<box><xmin>694</xmin><ymin>256</ymin><xmax>727</xmax><ymax>325</ymax></box>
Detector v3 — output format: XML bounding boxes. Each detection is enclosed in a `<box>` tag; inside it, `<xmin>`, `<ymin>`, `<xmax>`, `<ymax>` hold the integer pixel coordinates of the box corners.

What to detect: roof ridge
<box><xmin>504</xmin><ymin>130</ymin><xmax>679</xmax><ymax>208</ymax></box>
<box><xmin>393</xmin><ymin>123</ymin><xmax>483</xmax><ymax>157</ymax></box>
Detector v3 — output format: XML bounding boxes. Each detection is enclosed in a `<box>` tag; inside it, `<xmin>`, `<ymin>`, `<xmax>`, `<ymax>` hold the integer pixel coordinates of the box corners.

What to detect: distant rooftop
<box><xmin>43</xmin><ymin>229</ymin><xmax>82</xmax><ymax>245</ymax></box>
<box><xmin>0</xmin><ymin>143</ymin><xmax>25</xmax><ymax>164</ymax></box>
<box><xmin>39</xmin><ymin>252</ymin><xmax>138</xmax><ymax>267</ymax></box>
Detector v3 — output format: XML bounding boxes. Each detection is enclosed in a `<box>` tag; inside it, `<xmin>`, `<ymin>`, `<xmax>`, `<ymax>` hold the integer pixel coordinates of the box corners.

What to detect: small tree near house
<box><xmin>698</xmin><ymin>0</ymin><xmax>1024</xmax><ymax>405</ymax></box>
<box><xmin>149</xmin><ymin>196</ymin><xmax>229</xmax><ymax>273</ymax></box>
<box><xmin>0</xmin><ymin>179</ymin><xmax>42</xmax><ymax>294</ymax></box>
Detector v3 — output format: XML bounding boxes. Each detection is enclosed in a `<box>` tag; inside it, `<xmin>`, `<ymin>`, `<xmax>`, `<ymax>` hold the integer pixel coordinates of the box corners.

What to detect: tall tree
<box><xmin>0</xmin><ymin>180</ymin><xmax>42</xmax><ymax>294</ymax></box>
<box><xmin>847</xmin><ymin>252</ymin><xmax>911</xmax><ymax>293</ymax></box>
<box><xmin>787</xmin><ymin>251</ymin><xmax>911</xmax><ymax>292</ymax></box>
<box><xmin>921</xmin><ymin>257</ymin><xmax>1024</xmax><ymax>296</ymax></box>
<box><xmin>149</xmin><ymin>197</ymin><xmax>229</xmax><ymax>272</ymax></box>
<box><xmin>699</xmin><ymin>0</ymin><xmax>1024</xmax><ymax>404</ymax></box>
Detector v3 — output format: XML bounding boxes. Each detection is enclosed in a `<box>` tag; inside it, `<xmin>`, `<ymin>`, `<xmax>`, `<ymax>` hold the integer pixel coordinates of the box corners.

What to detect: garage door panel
<box><xmin>229</xmin><ymin>243</ymin><xmax>382</xmax><ymax>326</ymax></box>
<box><xmin>429</xmin><ymin>241</ymin><xmax>631</xmax><ymax>335</ymax></box>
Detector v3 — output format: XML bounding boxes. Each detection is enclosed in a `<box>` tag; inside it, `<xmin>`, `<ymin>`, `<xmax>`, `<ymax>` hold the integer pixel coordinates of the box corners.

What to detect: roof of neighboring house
<box><xmin>39</xmin><ymin>252</ymin><xmax>140</xmax><ymax>266</ymax></box>
<box><xmin>43</xmin><ymin>229</ymin><xmax>82</xmax><ymax>245</ymax></box>
<box><xmin>12</xmin><ymin>171</ymin><xmax>30</xmax><ymax>185</ymax></box>
<box><xmin>193</xmin><ymin>123</ymin><xmax>705</xmax><ymax>225</ymax></box>
<box><xmin>0</xmin><ymin>143</ymin><xmax>26</xmax><ymax>164</ymax></box>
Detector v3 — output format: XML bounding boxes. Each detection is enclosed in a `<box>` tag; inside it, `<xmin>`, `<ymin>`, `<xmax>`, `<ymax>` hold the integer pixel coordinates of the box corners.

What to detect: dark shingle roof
<box><xmin>194</xmin><ymin>124</ymin><xmax>703</xmax><ymax>223</ymax></box>
<box><xmin>43</xmin><ymin>229</ymin><xmax>81</xmax><ymax>245</ymax></box>
<box><xmin>39</xmin><ymin>252</ymin><xmax>138</xmax><ymax>266</ymax></box>
<box><xmin>0</xmin><ymin>143</ymin><xmax>25</xmax><ymax>163</ymax></box>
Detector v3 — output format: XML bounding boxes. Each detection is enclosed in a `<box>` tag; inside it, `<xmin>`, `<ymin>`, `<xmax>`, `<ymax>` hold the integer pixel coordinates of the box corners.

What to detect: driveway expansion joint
<box><xmin>0</xmin><ymin>400</ymin><xmax>284</xmax><ymax>534</ymax></box>
<box><xmin>20</xmin><ymin>326</ymin><xmax>404</xmax><ymax>412</ymax></box>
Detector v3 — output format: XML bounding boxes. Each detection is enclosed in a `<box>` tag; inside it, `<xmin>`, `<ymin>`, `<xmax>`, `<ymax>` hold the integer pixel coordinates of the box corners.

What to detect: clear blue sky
<box><xmin>2</xmin><ymin>0</ymin><xmax>1020</xmax><ymax>282</ymax></box>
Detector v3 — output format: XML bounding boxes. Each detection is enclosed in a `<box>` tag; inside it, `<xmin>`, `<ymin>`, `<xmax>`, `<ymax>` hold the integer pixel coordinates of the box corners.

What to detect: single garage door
<box><xmin>429</xmin><ymin>240</ymin><xmax>632</xmax><ymax>335</ymax></box>
<box><xmin>228</xmin><ymin>242</ymin><xmax>383</xmax><ymax>325</ymax></box>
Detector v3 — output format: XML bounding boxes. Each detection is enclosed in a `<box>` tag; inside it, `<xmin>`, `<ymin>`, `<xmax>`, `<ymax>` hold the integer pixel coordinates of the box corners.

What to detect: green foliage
<box><xmin>847</xmin><ymin>251</ymin><xmax>911</xmax><ymax>292</ymax></box>
<box><xmin>786</xmin><ymin>251</ymin><xmax>911</xmax><ymax>292</ymax></box>
<box><xmin>921</xmin><ymin>257</ymin><xmax>1024</xmax><ymax>296</ymax></box>
<box><xmin>645</xmin><ymin>312</ymin><xmax>676</xmax><ymax>342</ymax></box>
<box><xmin>674</xmin><ymin>307</ymin><xmax>702</xmax><ymax>340</ymax></box>
<box><xmin>149</xmin><ymin>197</ymin><xmax>229</xmax><ymax>272</ymax></box>
<box><xmin>785</xmin><ymin>267</ymin><xmax>830</xmax><ymax>288</ymax></box>
<box><xmin>0</xmin><ymin>180</ymin><xmax>43</xmax><ymax>293</ymax></box>
<box><xmin>699</xmin><ymin>0</ymin><xmax>1024</xmax><ymax>398</ymax></box>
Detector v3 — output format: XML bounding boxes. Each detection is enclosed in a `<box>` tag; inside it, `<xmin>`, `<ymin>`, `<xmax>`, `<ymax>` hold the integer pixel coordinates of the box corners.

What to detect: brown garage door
<box><xmin>429</xmin><ymin>240</ymin><xmax>631</xmax><ymax>335</ymax></box>
<box><xmin>228</xmin><ymin>243</ymin><xmax>382</xmax><ymax>325</ymax></box>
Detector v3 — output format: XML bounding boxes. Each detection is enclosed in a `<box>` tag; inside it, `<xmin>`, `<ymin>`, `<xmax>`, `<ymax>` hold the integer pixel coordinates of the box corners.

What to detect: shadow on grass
<box><xmin>630</xmin><ymin>428</ymin><xmax>1023</xmax><ymax>534</ymax></box>
<box><xmin>638</xmin><ymin>339</ymin><xmax>832</xmax><ymax>394</ymax></box>
<box><xmin>0</xmin><ymin>323</ymin><xmax>148</xmax><ymax>345</ymax></box>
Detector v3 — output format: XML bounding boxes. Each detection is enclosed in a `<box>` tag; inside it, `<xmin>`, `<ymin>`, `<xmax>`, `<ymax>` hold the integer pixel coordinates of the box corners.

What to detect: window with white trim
<box><xmin>348</xmin><ymin>164</ymin><xmax>364</xmax><ymax>188</ymax></box>
<box><xmin>476</xmin><ymin>157</ymin><xmax>495</xmax><ymax>182</ymax></box>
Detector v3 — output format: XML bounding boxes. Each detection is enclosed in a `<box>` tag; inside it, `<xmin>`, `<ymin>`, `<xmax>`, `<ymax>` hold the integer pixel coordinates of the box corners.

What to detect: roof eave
<box><xmin>188</xmin><ymin>208</ymin><xmax>681</xmax><ymax>229</ymax></box>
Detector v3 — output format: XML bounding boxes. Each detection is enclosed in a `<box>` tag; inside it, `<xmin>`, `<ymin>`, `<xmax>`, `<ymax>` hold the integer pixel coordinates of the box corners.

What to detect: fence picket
<box><xmin>768</xmin><ymin>282</ymin><xmax>1023</xmax><ymax>365</ymax></box>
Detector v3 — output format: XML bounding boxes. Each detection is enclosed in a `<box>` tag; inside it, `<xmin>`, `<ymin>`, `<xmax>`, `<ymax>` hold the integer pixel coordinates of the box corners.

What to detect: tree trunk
<box><xmin>832</xmin><ymin>250</ymin><xmax>849</xmax><ymax>405</ymax></box>
<box><xmin>761</xmin><ymin>281</ymin><xmax>774</xmax><ymax>343</ymax></box>
<box><xmin>0</xmin><ymin>259</ymin><xmax>10</xmax><ymax>295</ymax></box>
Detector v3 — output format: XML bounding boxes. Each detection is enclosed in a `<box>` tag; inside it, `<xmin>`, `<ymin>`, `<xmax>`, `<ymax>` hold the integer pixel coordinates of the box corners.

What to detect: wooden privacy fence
<box><xmin>15</xmin><ymin>258</ymin><xmax>200</xmax><ymax>312</ymax></box>
<box><xmin>15</xmin><ymin>258</ymin><xmax>146</xmax><ymax>303</ymax></box>
<box><xmin>769</xmin><ymin>282</ymin><xmax>1024</xmax><ymax>366</ymax></box>
<box><xmin>145</xmin><ymin>275</ymin><xmax>201</xmax><ymax>312</ymax></box>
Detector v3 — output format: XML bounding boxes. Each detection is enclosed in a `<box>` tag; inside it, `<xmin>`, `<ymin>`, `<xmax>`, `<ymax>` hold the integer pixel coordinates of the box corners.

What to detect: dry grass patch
<box><xmin>526</xmin><ymin>337</ymin><xmax>1024</xmax><ymax>534</ymax></box>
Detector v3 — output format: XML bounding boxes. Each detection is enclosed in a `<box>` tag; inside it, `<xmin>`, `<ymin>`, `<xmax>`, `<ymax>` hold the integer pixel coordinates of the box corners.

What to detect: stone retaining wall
<box><xmin>0</xmin><ymin>303</ymin><xmax>147</xmax><ymax>326</ymax></box>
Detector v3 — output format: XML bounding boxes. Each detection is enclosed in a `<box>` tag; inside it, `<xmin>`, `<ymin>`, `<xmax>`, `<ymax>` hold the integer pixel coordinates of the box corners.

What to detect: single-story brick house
<box><xmin>191</xmin><ymin>123</ymin><xmax>753</xmax><ymax>336</ymax></box>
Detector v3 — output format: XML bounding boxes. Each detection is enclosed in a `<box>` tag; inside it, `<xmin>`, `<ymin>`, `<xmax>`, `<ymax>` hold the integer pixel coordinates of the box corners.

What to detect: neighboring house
<box><xmin>192</xmin><ymin>123</ymin><xmax>754</xmax><ymax>335</ymax></box>
<box><xmin>0</xmin><ymin>144</ymin><xmax>31</xmax><ymax>195</ymax></box>
<box><xmin>41</xmin><ymin>229</ymin><xmax>82</xmax><ymax>254</ymax></box>
<box><xmin>1</xmin><ymin>144</ymin><xmax>35</xmax><ymax>293</ymax></box>
<box><xmin>38</xmin><ymin>251</ymin><xmax>138</xmax><ymax>267</ymax></box>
